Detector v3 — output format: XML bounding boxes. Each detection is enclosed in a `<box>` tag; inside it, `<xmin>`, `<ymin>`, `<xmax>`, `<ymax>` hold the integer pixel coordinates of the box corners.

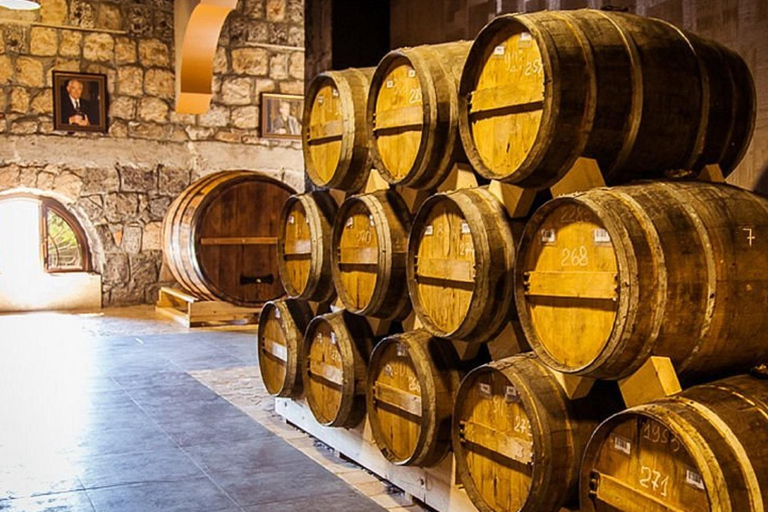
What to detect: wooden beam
<box><xmin>175</xmin><ymin>0</ymin><xmax>238</xmax><ymax>114</ymax></box>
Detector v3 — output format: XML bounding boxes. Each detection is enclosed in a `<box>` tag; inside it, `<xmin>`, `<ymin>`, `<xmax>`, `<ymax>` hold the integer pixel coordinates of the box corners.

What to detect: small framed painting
<box><xmin>52</xmin><ymin>71</ymin><xmax>108</xmax><ymax>133</ymax></box>
<box><xmin>261</xmin><ymin>93</ymin><xmax>304</xmax><ymax>140</ymax></box>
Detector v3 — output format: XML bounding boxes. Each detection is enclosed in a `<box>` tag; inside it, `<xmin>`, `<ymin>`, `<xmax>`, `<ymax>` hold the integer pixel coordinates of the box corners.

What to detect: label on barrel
<box><xmin>386</xmin><ymin>80</ymin><xmax>394</xmax><ymax>89</ymax></box>
<box><xmin>461</xmin><ymin>222</ymin><xmax>471</xmax><ymax>235</ymax></box>
<box><xmin>369</xmin><ymin>215</ymin><xmax>375</xmax><ymax>227</ymax></box>
<box><xmin>519</xmin><ymin>32</ymin><xmax>532</xmax><ymax>47</ymax></box>
<box><xmin>318</xmin><ymin>96</ymin><xmax>324</xmax><ymax>105</ymax></box>
<box><xmin>593</xmin><ymin>228</ymin><xmax>611</xmax><ymax>244</ymax></box>
<box><xmin>288</xmin><ymin>214</ymin><xmax>295</xmax><ymax>225</ymax></box>
<box><xmin>540</xmin><ymin>229</ymin><xmax>556</xmax><ymax>244</ymax></box>
<box><xmin>408</xmin><ymin>69</ymin><xmax>416</xmax><ymax>78</ymax></box>
<box><xmin>396</xmin><ymin>343</ymin><xmax>408</xmax><ymax>358</ymax></box>
<box><xmin>424</xmin><ymin>225</ymin><xmax>434</xmax><ymax>236</ymax></box>
<box><xmin>612</xmin><ymin>435</ymin><xmax>632</xmax><ymax>456</ymax></box>
<box><xmin>478</xmin><ymin>382</ymin><xmax>492</xmax><ymax>398</ymax></box>
<box><xmin>685</xmin><ymin>468</ymin><xmax>705</xmax><ymax>491</ymax></box>
<box><xmin>346</xmin><ymin>217</ymin><xmax>354</xmax><ymax>228</ymax></box>
<box><xmin>330</xmin><ymin>332</ymin><xmax>337</xmax><ymax>345</ymax></box>
<box><xmin>332</xmin><ymin>89</ymin><xmax>339</xmax><ymax>97</ymax></box>
<box><xmin>274</xmin><ymin>308</ymin><xmax>281</xmax><ymax>319</ymax></box>
<box><xmin>493</xmin><ymin>45</ymin><xmax>505</xmax><ymax>56</ymax></box>
<box><xmin>504</xmin><ymin>385</ymin><xmax>520</xmax><ymax>403</ymax></box>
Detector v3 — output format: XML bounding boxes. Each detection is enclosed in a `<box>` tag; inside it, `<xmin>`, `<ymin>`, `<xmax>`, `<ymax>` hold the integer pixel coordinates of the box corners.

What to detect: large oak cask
<box><xmin>303</xmin><ymin>68</ymin><xmax>374</xmax><ymax>191</ymax></box>
<box><xmin>257</xmin><ymin>299</ymin><xmax>314</xmax><ymax>398</ymax></box>
<box><xmin>453</xmin><ymin>354</ymin><xmax>620</xmax><ymax>512</ymax></box>
<box><xmin>366</xmin><ymin>330</ymin><xmax>462</xmax><ymax>466</ymax></box>
<box><xmin>367</xmin><ymin>41</ymin><xmax>472</xmax><ymax>189</ymax></box>
<box><xmin>163</xmin><ymin>171</ymin><xmax>294</xmax><ymax>306</ymax></box>
<box><xmin>277</xmin><ymin>192</ymin><xmax>338</xmax><ymax>302</ymax></box>
<box><xmin>581</xmin><ymin>374</ymin><xmax>768</xmax><ymax>512</ymax></box>
<box><xmin>458</xmin><ymin>9</ymin><xmax>755</xmax><ymax>189</ymax></box>
<box><xmin>303</xmin><ymin>310</ymin><xmax>374</xmax><ymax>428</ymax></box>
<box><xmin>407</xmin><ymin>188</ymin><xmax>519</xmax><ymax>342</ymax></box>
<box><xmin>516</xmin><ymin>181</ymin><xmax>768</xmax><ymax>382</ymax></box>
<box><xmin>332</xmin><ymin>190</ymin><xmax>412</xmax><ymax>321</ymax></box>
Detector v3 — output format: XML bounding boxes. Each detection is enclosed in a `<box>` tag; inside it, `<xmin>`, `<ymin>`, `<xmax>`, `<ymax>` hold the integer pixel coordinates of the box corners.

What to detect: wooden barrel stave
<box><xmin>303</xmin><ymin>68</ymin><xmax>374</xmax><ymax>191</ymax></box>
<box><xmin>303</xmin><ymin>310</ymin><xmax>374</xmax><ymax>428</ymax></box>
<box><xmin>453</xmin><ymin>353</ymin><xmax>620</xmax><ymax>512</ymax></box>
<box><xmin>368</xmin><ymin>41</ymin><xmax>472</xmax><ymax>189</ymax></box>
<box><xmin>516</xmin><ymin>181</ymin><xmax>768</xmax><ymax>381</ymax></box>
<box><xmin>581</xmin><ymin>374</ymin><xmax>768</xmax><ymax>512</ymax></box>
<box><xmin>408</xmin><ymin>187</ymin><xmax>518</xmax><ymax>342</ymax></box>
<box><xmin>278</xmin><ymin>192</ymin><xmax>338</xmax><ymax>302</ymax></box>
<box><xmin>366</xmin><ymin>330</ymin><xmax>462</xmax><ymax>466</ymax></box>
<box><xmin>459</xmin><ymin>9</ymin><xmax>755</xmax><ymax>188</ymax></box>
<box><xmin>163</xmin><ymin>171</ymin><xmax>294</xmax><ymax>306</ymax></box>
<box><xmin>332</xmin><ymin>190</ymin><xmax>412</xmax><ymax>321</ymax></box>
<box><xmin>257</xmin><ymin>299</ymin><xmax>314</xmax><ymax>398</ymax></box>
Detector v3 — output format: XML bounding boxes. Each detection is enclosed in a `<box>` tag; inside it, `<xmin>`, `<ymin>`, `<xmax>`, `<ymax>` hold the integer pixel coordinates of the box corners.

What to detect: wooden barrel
<box><xmin>453</xmin><ymin>354</ymin><xmax>620</xmax><ymax>512</ymax></box>
<box><xmin>332</xmin><ymin>190</ymin><xmax>412</xmax><ymax>321</ymax></box>
<box><xmin>257</xmin><ymin>299</ymin><xmax>313</xmax><ymax>398</ymax></box>
<box><xmin>515</xmin><ymin>181</ymin><xmax>768</xmax><ymax>382</ymax></box>
<box><xmin>581</xmin><ymin>374</ymin><xmax>768</xmax><ymax>512</ymax></box>
<box><xmin>367</xmin><ymin>41</ymin><xmax>472</xmax><ymax>189</ymax></box>
<box><xmin>277</xmin><ymin>192</ymin><xmax>338</xmax><ymax>302</ymax></box>
<box><xmin>458</xmin><ymin>9</ymin><xmax>755</xmax><ymax>189</ymax></box>
<box><xmin>407</xmin><ymin>188</ymin><xmax>518</xmax><ymax>342</ymax></box>
<box><xmin>162</xmin><ymin>171</ymin><xmax>294</xmax><ymax>306</ymax></box>
<box><xmin>366</xmin><ymin>330</ymin><xmax>462</xmax><ymax>466</ymax></box>
<box><xmin>303</xmin><ymin>68</ymin><xmax>374</xmax><ymax>192</ymax></box>
<box><xmin>303</xmin><ymin>310</ymin><xmax>374</xmax><ymax>428</ymax></box>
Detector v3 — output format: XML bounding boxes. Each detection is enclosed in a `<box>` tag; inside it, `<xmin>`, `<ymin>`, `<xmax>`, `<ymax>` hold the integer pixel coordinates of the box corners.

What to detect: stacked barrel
<box><xmin>259</xmin><ymin>8</ymin><xmax>768</xmax><ymax>512</ymax></box>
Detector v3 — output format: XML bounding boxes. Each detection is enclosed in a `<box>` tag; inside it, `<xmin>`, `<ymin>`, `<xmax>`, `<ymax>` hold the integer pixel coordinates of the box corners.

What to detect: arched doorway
<box><xmin>0</xmin><ymin>193</ymin><xmax>101</xmax><ymax>312</ymax></box>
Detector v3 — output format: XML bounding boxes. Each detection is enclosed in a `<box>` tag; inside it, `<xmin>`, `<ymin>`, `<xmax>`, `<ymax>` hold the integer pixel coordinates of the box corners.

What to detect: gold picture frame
<box><xmin>52</xmin><ymin>71</ymin><xmax>108</xmax><ymax>133</ymax></box>
<box><xmin>261</xmin><ymin>93</ymin><xmax>304</xmax><ymax>140</ymax></box>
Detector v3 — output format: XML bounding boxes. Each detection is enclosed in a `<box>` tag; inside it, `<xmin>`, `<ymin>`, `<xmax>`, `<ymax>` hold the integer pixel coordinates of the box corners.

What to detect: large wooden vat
<box><xmin>407</xmin><ymin>188</ymin><xmax>519</xmax><ymax>342</ymax></box>
<box><xmin>366</xmin><ymin>330</ymin><xmax>462</xmax><ymax>467</ymax></box>
<box><xmin>277</xmin><ymin>192</ymin><xmax>338</xmax><ymax>302</ymax></box>
<box><xmin>257</xmin><ymin>299</ymin><xmax>314</xmax><ymax>398</ymax></box>
<box><xmin>303</xmin><ymin>310</ymin><xmax>374</xmax><ymax>428</ymax></box>
<box><xmin>332</xmin><ymin>190</ymin><xmax>412</xmax><ymax>321</ymax></box>
<box><xmin>303</xmin><ymin>68</ymin><xmax>374</xmax><ymax>191</ymax></box>
<box><xmin>163</xmin><ymin>171</ymin><xmax>294</xmax><ymax>306</ymax></box>
<box><xmin>367</xmin><ymin>41</ymin><xmax>472</xmax><ymax>189</ymax></box>
<box><xmin>581</xmin><ymin>374</ymin><xmax>768</xmax><ymax>512</ymax></box>
<box><xmin>516</xmin><ymin>181</ymin><xmax>768</xmax><ymax>382</ymax></box>
<box><xmin>458</xmin><ymin>9</ymin><xmax>755</xmax><ymax>189</ymax></box>
<box><xmin>453</xmin><ymin>354</ymin><xmax>620</xmax><ymax>512</ymax></box>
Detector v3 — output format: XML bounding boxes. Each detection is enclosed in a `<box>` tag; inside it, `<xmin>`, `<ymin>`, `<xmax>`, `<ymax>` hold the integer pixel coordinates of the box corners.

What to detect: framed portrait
<box><xmin>261</xmin><ymin>93</ymin><xmax>304</xmax><ymax>140</ymax></box>
<box><xmin>52</xmin><ymin>71</ymin><xmax>108</xmax><ymax>133</ymax></box>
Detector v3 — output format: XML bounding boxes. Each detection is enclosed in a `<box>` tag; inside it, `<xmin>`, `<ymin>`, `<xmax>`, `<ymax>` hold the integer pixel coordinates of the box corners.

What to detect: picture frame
<box><xmin>260</xmin><ymin>93</ymin><xmax>304</xmax><ymax>140</ymax></box>
<box><xmin>52</xmin><ymin>71</ymin><xmax>108</xmax><ymax>133</ymax></box>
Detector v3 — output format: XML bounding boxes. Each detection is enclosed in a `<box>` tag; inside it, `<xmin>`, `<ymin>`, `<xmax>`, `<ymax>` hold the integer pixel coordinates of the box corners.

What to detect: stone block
<box><xmin>213</xmin><ymin>46</ymin><xmax>228</xmax><ymax>74</ymax></box>
<box><xmin>197</xmin><ymin>104</ymin><xmax>230</xmax><ymax>128</ymax></box>
<box><xmin>144</xmin><ymin>69</ymin><xmax>174</xmax><ymax>99</ymax></box>
<box><xmin>40</xmin><ymin>0</ymin><xmax>68</xmax><ymax>25</ymax></box>
<box><xmin>11</xmin><ymin>119</ymin><xmax>37</xmax><ymax>134</ymax></box>
<box><xmin>269</xmin><ymin>23</ymin><xmax>288</xmax><ymax>45</ymax></box>
<box><xmin>9</xmin><ymin>87</ymin><xmax>30</xmax><ymax>113</ymax></box>
<box><xmin>288</xmin><ymin>25</ymin><xmax>303</xmax><ymax>47</ymax></box>
<box><xmin>142</xmin><ymin>222</ymin><xmax>163</xmax><ymax>251</ymax></box>
<box><xmin>269</xmin><ymin>53</ymin><xmax>289</xmax><ymax>79</ymax></box>
<box><xmin>3</xmin><ymin>25</ymin><xmax>29</xmax><ymax>55</ymax></box>
<box><xmin>0</xmin><ymin>166</ymin><xmax>21</xmax><ymax>190</ymax></box>
<box><xmin>247</xmin><ymin>21</ymin><xmax>269</xmax><ymax>43</ymax></box>
<box><xmin>222</xmin><ymin>77</ymin><xmax>253</xmax><ymax>105</ymax></box>
<box><xmin>53</xmin><ymin>172</ymin><xmax>84</xmax><ymax>199</ymax></box>
<box><xmin>149</xmin><ymin>195</ymin><xmax>171</xmax><ymax>220</ymax></box>
<box><xmin>110</xmin><ymin>96</ymin><xmax>136</xmax><ymax>120</ymax></box>
<box><xmin>115</xmin><ymin>37</ymin><xmax>137</xmax><ymax>64</ymax></box>
<box><xmin>82</xmin><ymin>166</ymin><xmax>119</xmax><ymax>194</ymax></box>
<box><xmin>59</xmin><ymin>31</ymin><xmax>83</xmax><ymax>58</ymax></box>
<box><xmin>69</xmin><ymin>0</ymin><xmax>95</xmax><ymax>28</ymax></box>
<box><xmin>0</xmin><ymin>56</ymin><xmax>12</xmax><ymax>84</ymax></box>
<box><xmin>158</xmin><ymin>166</ymin><xmax>190</xmax><ymax>196</ymax></box>
<box><xmin>109</xmin><ymin>120</ymin><xmax>129</xmax><ymax>138</ymax></box>
<box><xmin>139</xmin><ymin>97</ymin><xmax>169</xmax><ymax>122</ymax></box>
<box><xmin>121</xmin><ymin>223</ymin><xmax>143</xmax><ymax>254</ymax></box>
<box><xmin>185</xmin><ymin>126</ymin><xmax>216</xmax><ymax>140</ymax></box>
<box><xmin>30</xmin><ymin>27</ymin><xmax>58</xmax><ymax>57</ymax></box>
<box><xmin>75</xmin><ymin>195</ymin><xmax>104</xmax><ymax>223</ymax></box>
<box><xmin>104</xmin><ymin>192</ymin><xmax>139</xmax><ymax>222</ymax></box>
<box><xmin>289</xmin><ymin>52</ymin><xmax>304</xmax><ymax>79</ymax></box>
<box><xmin>232</xmin><ymin>47</ymin><xmax>269</xmax><ymax>75</ymax></box>
<box><xmin>244</xmin><ymin>0</ymin><xmax>266</xmax><ymax>18</ymax></box>
<box><xmin>232</xmin><ymin>106</ymin><xmax>259</xmax><ymax>129</ymax></box>
<box><xmin>117</xmin><ymin>66</ymin><xmax>144</xmax><ymax>96</ymax></box>
<box><xmin>83</xmin><ymin>33</ymin><xmax>115</xmax><ymax>62</ymax></box>
<box><xmin>130</xmin><ymin>252</ymin><xmax>160</xmax><ymax>288</ymax></box>
<box><xmin>97</xmin><ymin>3</ymin><xmax>122</xmax><ymax>31</ymax></box>
<box><xmin>31</xmin><ymin>89</ymin><xmax>53</xmax><ymax>115</ymax></box>
<box><xmin>267</xmin><ymin>0</ymin><xmax>286</xmax><ymax>21</ymax></box>
<box><xmin>15</xmin><ymin>57</ymin><xmax>45</xmax><ymax>88</ymax></box>
<box><xmin>103</xmin><ymin>252</ymin><xmax>130</xmax><ymax>283</ymax></box>
<box><xmin>37</xmin><ymin>171</ymin><xmax>55</xmax><ymax>189</ymax></box>
<box><xmin>120</xmin><ymin>166</ymin><xmax>157</xmax><ymax>192</ymax></box>
<box><xmin>128</xmin><ymin>122</ymin><xmax>165</xmax><ymax>140</ymax></box>
<box><xmin>287</xmin><ymin>0</ymin><xmax>303</xmax><ymax>24</ymax></box>
<box><xmin>279</xmin><ymin>80</ymin><xmax>304</xmax><ymax>95</ymax></box>
<box><xmin>139</xmin><ymin>39</ymin><xmax>170</xmax><ymax>67</ymax></box>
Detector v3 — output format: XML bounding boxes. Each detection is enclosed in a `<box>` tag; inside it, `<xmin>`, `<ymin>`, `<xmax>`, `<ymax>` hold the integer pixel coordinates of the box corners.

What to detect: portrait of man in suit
<box><xmin>261</xmin><ymin>93</ymin><xmax>303</xmax><ymax>140</ymax></box>
<box><xmin>53</xmin><ymin>72</ymin><xmax>107</xmax><ymax>133</ymax></box>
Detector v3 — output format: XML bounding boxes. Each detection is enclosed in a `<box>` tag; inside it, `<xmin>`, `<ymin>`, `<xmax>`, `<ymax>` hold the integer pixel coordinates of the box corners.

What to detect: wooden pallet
<box><xmin>155</xmin><ymin>286</ymin><xmax>260</xmax><ymax>329</ymax></box>
<box><xmin>275</xmin><ymin>396</ymin><xmax>480</xmax><ymax>512</ymax></box>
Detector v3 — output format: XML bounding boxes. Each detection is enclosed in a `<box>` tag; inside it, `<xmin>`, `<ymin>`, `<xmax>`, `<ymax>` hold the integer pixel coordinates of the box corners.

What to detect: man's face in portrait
<box><xmin>67</xmin><ymin>80</ymin><xmax>84</xmax><ymax>100</ymax></box>
<box><xmin>279</xmin><ymin>101</ymin><xmax>291</xmax><ymax>117</ymax></box>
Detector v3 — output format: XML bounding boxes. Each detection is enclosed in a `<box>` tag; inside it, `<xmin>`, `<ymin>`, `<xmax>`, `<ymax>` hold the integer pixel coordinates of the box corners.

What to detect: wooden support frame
<box><xmin>155</xmin><ymin>286</ymin><xmax>259</xmax><ymax>329</ymax></box>
<box><xmin>618</xmin><ymin>356</ymin><xmax>682</xmax><ymax>408</ymax></box>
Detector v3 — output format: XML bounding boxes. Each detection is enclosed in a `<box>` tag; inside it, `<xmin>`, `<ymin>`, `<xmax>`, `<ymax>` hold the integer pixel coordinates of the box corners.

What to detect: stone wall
<box><xmin>0</xmin><ymin>0</ymin><xmax>306</xmax><ymax>306</ymax></box>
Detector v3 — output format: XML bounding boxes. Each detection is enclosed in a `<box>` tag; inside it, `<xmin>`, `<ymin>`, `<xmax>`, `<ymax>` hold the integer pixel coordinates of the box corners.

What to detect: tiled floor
<box><xmin>0</xmin><ymin>309</ymin><xmax>387</xmax><ymax>512</ymax></box>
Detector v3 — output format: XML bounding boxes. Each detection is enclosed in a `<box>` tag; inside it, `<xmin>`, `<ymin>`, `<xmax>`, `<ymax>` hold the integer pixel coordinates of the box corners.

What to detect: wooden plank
<box><xmin>283</xmin><ymin>239</ymin><xmax>312</xmax><ymax>255</ymax></box>
<box><xmin>619</xmin><ymin>356</ymin><xmax>682</xmax><ymax>408</ymax></box>
<box><xmin>261</xmin><ymin>337</ymin><xmax>288</xmax><ymax>363</ymax></box>
<box><xmin>200</xmin><ymin>236</ymin><xmax>278</xmax><ymax>245</ymax></box>
<box><xmin>156</xmin><ymin>287</ymin><xmax>259</xmax><ymax>329</ymax></box>
<box><xmin>550</xmin><ymin>157</ymin><xmax>606</xmax><ymax>197</ymax></box>
<box><xmin>525</xmin><ymin>270</ymin><xmax>617</xmax><ymax>300</ymax></box>
<box><xmin>373</xmin><ymin>381</ymin><xmax>422</xmax><ymax>418</ymax></box>
<box><xmin>416</xmin><ymin>258</ymin><xmax>475</xmax><ymax>284</ymax></box>
<box><xmin>274</xmin><ymin>397</ymin><xmax>479</xmax><ymax>512</ymax></box>
<box><xmin>338</xmin><ymin>247</ymin><xmax>379</xmax><ymax>266</ymax></box>
<box><xmin>308</xmin><ymin>120</ymin><xmax>343</xmax><ymax>143</ymax></box>
<box><xmin>160</xmin><ymin>285</ymin><xmax>199</xmax><ymax>303</ymax></box>
<box><xmin>373</xmin><ymin>104</ymin><xmax>423</xmax><ymax>132</ymax></box>
<box><xmin>460</xmin><ymin>420</ymin><xmax>533</xmax><ymax>466</ymax></box>
<box><xmin>592</xmin><ymin>471</ymin><xmax>688</xmax><ymax>512</ymax></box>
<box><xmin>308</xmin><ymin>359</ymin><xmax>344</xmax><ymax>387</ymax></box>
<box><xmin>469</xmin><ymin>84</ymin><xmax>544</xmax><ymax>116</ymax></box>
